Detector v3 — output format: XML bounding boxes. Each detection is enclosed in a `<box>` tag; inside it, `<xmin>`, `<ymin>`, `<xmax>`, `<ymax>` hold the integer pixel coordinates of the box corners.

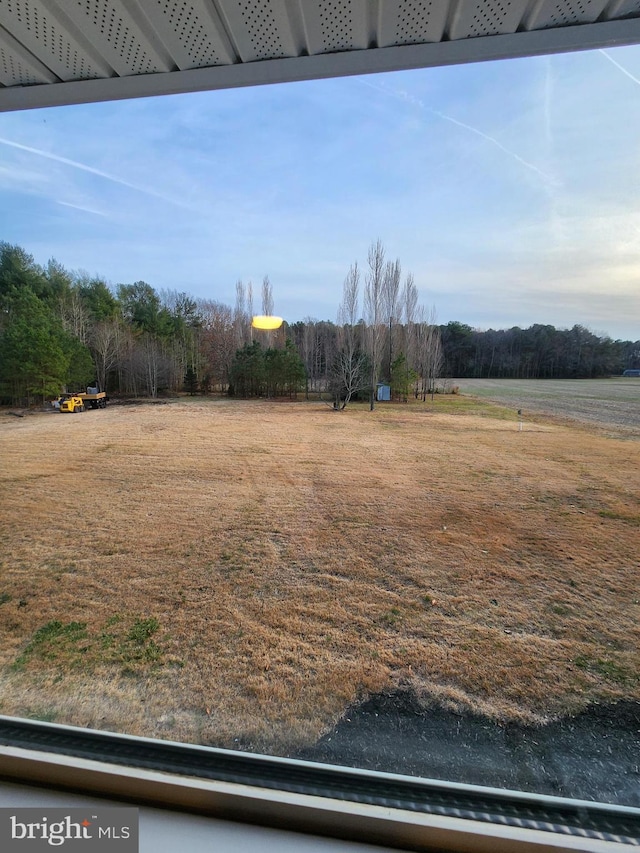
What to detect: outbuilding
<box><xmin>376</xmin><ymin>384</ymin><xmax>391</xmax><ymax>402</ymax></box>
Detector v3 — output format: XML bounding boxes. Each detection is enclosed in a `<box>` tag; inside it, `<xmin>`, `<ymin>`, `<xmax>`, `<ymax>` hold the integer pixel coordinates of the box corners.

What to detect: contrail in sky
<box><xmin>359</xmin><ymin>77</ymin><xmax>425</xmax><ymax>108</ymax></box>
<box><xmin>0</xmin><ymin>135</ymin><xmax>190</xmax><ymax>208</ymax></box>
<box><xmin>431</xmin><ymin>110</ymin><xmax>556</xmax><ymax>185</ymax></box>
<box><xmin>359</xmin><ymin>77</ymin><xmax>556</xmax><ymax>185</ymax></box>
<box><xmin>58</xmin><ymin>200</ymin><xmax>108</xmax><ymax>217</ymax></box>
<box><xmin>599</xmin><ymin>49</ymin><xmax>640</xmax><ymax>86</ymax></box>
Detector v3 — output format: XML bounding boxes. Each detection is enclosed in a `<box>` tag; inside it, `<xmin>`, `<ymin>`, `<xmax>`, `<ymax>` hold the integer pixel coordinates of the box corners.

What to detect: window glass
<box><xmin>1</xmin><ymin>45</ymin><xmax>639</xmax><ymax>812</ymax></box>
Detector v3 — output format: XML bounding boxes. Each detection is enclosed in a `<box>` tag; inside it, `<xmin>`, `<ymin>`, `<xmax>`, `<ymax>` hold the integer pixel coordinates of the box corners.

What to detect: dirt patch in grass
<box><xmin>0</xmin><ymin>396</ymin><xmax>638</xmax><ymax>765</ymax></box>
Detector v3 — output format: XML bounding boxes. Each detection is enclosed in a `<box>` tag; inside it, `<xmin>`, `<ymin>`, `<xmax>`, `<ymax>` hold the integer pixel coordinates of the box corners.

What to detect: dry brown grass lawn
<box><xmin>0</xmin><ymin>396</ymin><xmax>638</xmax><ymax>755</ymax></box>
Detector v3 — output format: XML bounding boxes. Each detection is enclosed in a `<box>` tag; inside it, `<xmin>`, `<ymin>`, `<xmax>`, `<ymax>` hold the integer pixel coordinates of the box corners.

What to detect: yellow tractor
<box><xmin>58</xmin><ymin>394</ymin><xmax>85</xmax><ymax>413</ymax></box>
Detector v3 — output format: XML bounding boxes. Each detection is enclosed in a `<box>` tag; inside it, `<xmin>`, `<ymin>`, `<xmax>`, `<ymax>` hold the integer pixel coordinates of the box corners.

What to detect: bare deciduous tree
<box><xmin>261</xmin><ymin>275</ymin><xmax>274</xmax><ymax>316</ymax></box>
<box><xmin>301</xmin><ymin>318</ymin><xmax>316</xmax><ymax>397</ymax></box>
<box><xmin>402</xmin><ymin>272</ymin><xmax>418</xmax><ymax>392</ymax></box>
<box><xmin>258</xmin><ymin>275</ymin><xmax>276</xmax><ymax>346</ymax></box>
<box><xmin>364</xmin><ymin>239</ymin><xmax>386</xmax><ymax>411</ymax></box>
<box><xmin>89</xmin><ymin>319</ymin><xmax>120</xmax><ymax>392</ymax></box>
<box><xmin>402</xmin><ymin>273</ymin><xmax>417</xmax><ymax>349</ymax></box>
<box><xmin>64</xmin><ymin>288</ymin><xmax>90</xmax><ymax>344</ymax></box>
<box><xmin>416</xmin><ymin>305</ymin><xmax>444</xmax><ymax>400</ymax></box>
<box><xmin>234</xmin><ymin>279</ymin><xmax>250</xmax><ymax>347</ymax></box>
<box><xmin>140</xmin><ymin>333</ymin><xmax>166</xmax><ymax>398</ymax></box>
<box><xmin>383</xmin><ymin>258</ymin><xmax>401</xmax><ymax>381</ymax></box>
<box><xmin>332</xmin><ymin>262</ymin><xmax>368</xmax><ymax>409</ymax></box>
<box><xmin>247</xmin><ymin>281</ymin><xmax>254</xmax><ymax>320</ymax></box>
<box><xmin>198</xmin><ymin>299</ymin><xmax>236</xmax><ymax>392</ymax></box>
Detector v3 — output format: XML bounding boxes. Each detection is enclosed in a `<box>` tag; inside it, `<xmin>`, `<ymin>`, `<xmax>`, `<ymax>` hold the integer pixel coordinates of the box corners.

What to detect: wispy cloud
<box><xmin>430</xmin><ymin>110</ymin><xmax>557</xmax><ymax>186</ymax></box>
<box><xmin>57</xmin><ymin>200</ymin><xmax>108</xmax><ymax>217</ymax></box>
<box><xmin>359</xmin><ymin>77</ymin><xmax>557</xmax><ymax>186</ymax></box>
<box><xmin>0</xmin><ymin>135</ymin><xmax>193</xmax><ymax>209</ymax></box>
<box><xmin>600</xmin><ymin>49</ymin><xmax>640</xmax><ymax>87</ymax></box>
<box><xmin>359</xmin><ymin>77</ymin><xmax>427</xmax><ymax>110</ymax></box>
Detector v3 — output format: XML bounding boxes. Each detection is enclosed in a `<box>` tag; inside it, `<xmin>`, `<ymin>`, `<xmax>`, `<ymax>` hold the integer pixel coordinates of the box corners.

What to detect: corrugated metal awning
<box><xmin>1</xmin><ymin>1</ymin><xmax>640</xmax><ymax>112</ymax></box>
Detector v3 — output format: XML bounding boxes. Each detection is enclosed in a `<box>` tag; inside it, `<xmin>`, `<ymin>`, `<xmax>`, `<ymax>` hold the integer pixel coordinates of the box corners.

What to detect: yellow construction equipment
<box><xmin>58</xmin><ymin>394</ymin><xmax>85</xmax><ymax>413</ymax></box>
<box><xmin>56</xmin><ymin>385</ymin><xmax>108</xmax><ymax>413</ymax></box>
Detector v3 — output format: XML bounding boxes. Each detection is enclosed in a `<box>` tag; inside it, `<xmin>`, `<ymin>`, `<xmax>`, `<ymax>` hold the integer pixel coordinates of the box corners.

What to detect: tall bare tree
<box><xmin>402</xmin><ymin>272</ymin><xmax>418</xmax><ymax>349</ymax></box>
<box><xmin>139</xmin><ymin>333</ymin><xmax>166</xmax><ymax>398</ymax></box>
<box><xmin>402</xmin><ymin>272</ymin><xmax>418</xmax><ymax>391</ymax></box>
<box><xmin>416</xmin><ymin>305</ymin><xmax>444</xmax><ymax>400</ymax></box>
<box><xmin>364</xmin><ymin>239</ymin><xmax>386</xmax><ymax>411</ymax></box>
<box><xmin>198</xmin><ymin>299</ymin><xmax>235</xmax><ymax>391</ymax></box>
<box><xmin>258</xmin><ymin>275</ymin><xmax>276</xmax><ymax>346</ymax></box>
<box><xmin>332</xmin><ymin>262</ymin><xmax>368</xmax><ymax>409</ymax></box>
<box><xmin>429</xmin><ymin>326</ymin><xmax>444</xmax><ymax>398</ymax></box>
<box><xmin>383</xmin><ymin>258</ymin><xmax>401</xmax><ymax>381</ymax></box>
<box><xmin>62</xmin><ymin>287</ymin><xmax>90</xmax><ymax>344</ymax></box>
<box><xmin>234</xmin><ymin>279</ymin><xmax>250</xmax><ymax>347</ymax></box>
<box><xmin>295</xmin><ymin>318</ymin><xmax>326</xmax><ymax>396</ymax></box>
<box><xmin>246</xmin><ymin>281</ymin><xmax>254</xmax><ymax>342</ymax></box>
<box><xmin>89</xmin><ymin>318</ymin><xmax>121</xmax><ymax>392</ymax></box>
<box><xmin>261</xmin><ymin>275</ymin><xmax>274</xmax><ymax>317</ymax></box>
<box><xmin>247</xmin><ymin>281</ymin><xmax>254</xmax><ymax>318</ymax></box>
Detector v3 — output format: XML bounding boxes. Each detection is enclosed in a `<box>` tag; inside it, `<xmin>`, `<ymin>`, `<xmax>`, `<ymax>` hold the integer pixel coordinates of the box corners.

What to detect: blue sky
<box><xmin>1</xmin><ymin>44</ymin><xmax>639</xmax><ymax>340</ymax></box>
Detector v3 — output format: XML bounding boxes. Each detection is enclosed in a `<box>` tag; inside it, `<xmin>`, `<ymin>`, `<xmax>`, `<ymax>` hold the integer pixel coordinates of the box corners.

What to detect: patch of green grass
<box><xmin>12</xmin><ymin>615</ymin><xmax>164</xmax><ymax>673</ymax></box>
<box><xmin>99</xmin><ymin>631</ymin><xmax>116</xmax><ymax>649</ymax></box>
<box><xmin>380</xmin><ymin>607</ymin><xmax>402</xmax><ymax>627</ymax></box>
<box><xmin>114</xmin><ymin>618</ymin><xmax>162</xmax><ymax>666</ymax></box>
<box><xmin>598</xmin><ymin>510</ymin><xmax>640</xmax><ymax>526</ymax></box>
<box><xmin>128</xmin><ymin>617</ymin><xmax>159</xmax><ymax>644</ymax></box>
<box><xmin>0</xmin><ymin>592</ymin><xmax>11</xmax><ymax>606</ymax></box>
<box><xmin>119</xmin><ymin>639</ymin><xmax>162</xmax><ymax>665</ymax></box>
<box><xmin>12</xmin><ymin>620</ymin><xmax>88</xmax><ymax>670</ymax></box>
<box><xmin>26</xmin><ymin>707</ymin><xmax>58</xmax><ymax>723</ymax></box>
<box><xmin>574</xmin><ymin>654</ymin><xmax>635</xmax><ymax>685</ymax></box>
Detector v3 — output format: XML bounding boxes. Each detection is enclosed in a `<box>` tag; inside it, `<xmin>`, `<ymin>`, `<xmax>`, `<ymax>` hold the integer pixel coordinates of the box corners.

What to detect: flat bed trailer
<box><xmin>79</xmin><ymin>388</ymin><xmax>108</xmax><ymax>409</ymax></box>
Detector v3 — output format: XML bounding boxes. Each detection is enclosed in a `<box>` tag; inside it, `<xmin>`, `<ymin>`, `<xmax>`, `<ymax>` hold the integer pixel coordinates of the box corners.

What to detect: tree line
<box><xmin>440</xmin><ymin>320</ymin><xmax>639</xmax><ymax>379</ymax></box>
<box><xmin>0</xmin><ymin>242</ymin><xmax>244</xmax><ymax>404</ymax></box>
<box><xmin>1</xmin><ymin>240</ymin><xmax>637</xmax><ymax>407</ymax></box>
